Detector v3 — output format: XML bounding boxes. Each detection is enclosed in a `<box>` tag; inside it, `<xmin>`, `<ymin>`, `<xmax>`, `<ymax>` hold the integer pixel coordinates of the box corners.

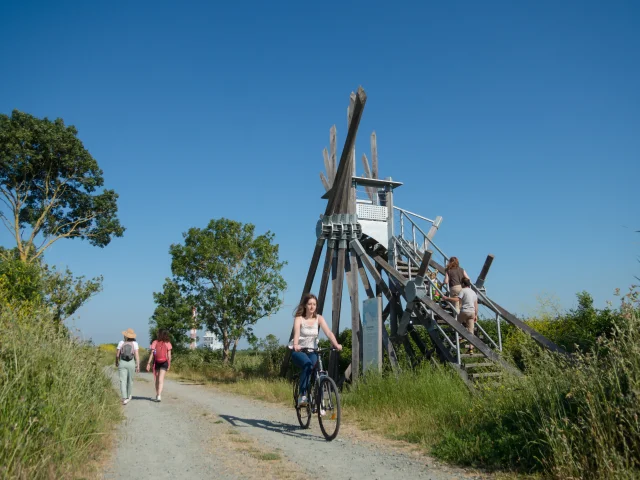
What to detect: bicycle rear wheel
<box><xmin>317</xmin><ymin>377</ymin><xmax>341</xmax><ymax>441</ymax></box>
<box><xmin>293</xmin><ymin>377</ymin><xmax>311</xmax><ymax>429</ymax></box>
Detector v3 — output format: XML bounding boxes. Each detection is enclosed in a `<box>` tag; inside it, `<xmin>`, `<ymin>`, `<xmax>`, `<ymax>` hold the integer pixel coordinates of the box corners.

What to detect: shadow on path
<box><xmin>218</xmin><ymin>414</ymin><xmax>327</xmax><ymax>442</ymax></box>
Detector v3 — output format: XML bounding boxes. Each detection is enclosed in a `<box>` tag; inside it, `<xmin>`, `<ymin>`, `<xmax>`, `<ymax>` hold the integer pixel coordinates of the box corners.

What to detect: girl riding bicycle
<box><xmin>289</xmin><ymin>293</ymin><xmax>342</xmax><ymax>407</ymax></box>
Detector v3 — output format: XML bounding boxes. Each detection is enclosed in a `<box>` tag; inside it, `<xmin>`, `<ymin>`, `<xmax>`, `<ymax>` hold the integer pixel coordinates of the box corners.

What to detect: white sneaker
<box><xmin>128</xmin><ymin>395</ymin><xmax>132</xmax><ymax>401</ymax></box>
<box><xmin>297</xmin><ymin>395</ymin><xmax>307</xmax><ymax>407</ymax></box>
<box><xmin>156</xmin><ymin>395</ymin><xmax>161</xmax><ymax>402</ymax></box>
<box><xmin>320</xmin><ymin>408</ymin><xmax>326</xmax><ymax>416</ymax></box>
<box><xmin>123</xmin><ymin>398</ymin><xmax>130</xmax><ymax>405</ymax></box>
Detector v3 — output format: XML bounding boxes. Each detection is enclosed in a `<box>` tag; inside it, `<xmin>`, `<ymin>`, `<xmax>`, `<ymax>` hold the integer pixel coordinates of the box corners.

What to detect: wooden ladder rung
<box><xmin>471</xmin><ymin>372</ymin><xmax>502</xmax><ymax>378</ymax></box>
<box><xmin>463</xmin><ymin>362</ymin><xmax>494</xmax><ymax>369</ymax></box>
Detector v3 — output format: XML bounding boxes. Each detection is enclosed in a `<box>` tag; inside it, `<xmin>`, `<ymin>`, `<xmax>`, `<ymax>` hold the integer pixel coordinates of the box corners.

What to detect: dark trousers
<box><xmin>291</xmin><ymin>351</ymin><xmax>318</xmax><ymax>396</ymax></box>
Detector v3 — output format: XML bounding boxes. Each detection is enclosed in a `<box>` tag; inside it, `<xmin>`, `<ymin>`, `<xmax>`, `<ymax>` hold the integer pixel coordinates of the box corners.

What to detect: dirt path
<box><xmin>103</xmin><ymin>371</ymin><xmax>489</xmax><ymax>480</ymax></box>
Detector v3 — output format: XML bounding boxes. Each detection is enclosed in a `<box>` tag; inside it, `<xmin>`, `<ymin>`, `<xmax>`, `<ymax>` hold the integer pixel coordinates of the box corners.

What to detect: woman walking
<box><xmin>443</xmin><ymin>257</ymin><xmax>470</xmax><ymax>312</ymax></box>
<box><xmin>289</xmin><ymin>293</ymin><xmax>342</xmax><ymax>407</ymax></box>
<box><xmin>116</xmin><ymin>328</ymin><xmax>140</xmax><ymax>405</ymax></box>
<box><xmin>146</xmin><ymin>330</ymin><xmax>172</xmax><ymax>402</ymax></box>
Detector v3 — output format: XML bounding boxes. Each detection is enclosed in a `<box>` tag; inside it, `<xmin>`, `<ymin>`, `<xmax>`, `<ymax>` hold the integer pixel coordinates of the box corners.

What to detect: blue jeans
<box><xmin>291</xmin><ymin>351</ymin><xmax>318</xmax><ymax>396</ymax></box>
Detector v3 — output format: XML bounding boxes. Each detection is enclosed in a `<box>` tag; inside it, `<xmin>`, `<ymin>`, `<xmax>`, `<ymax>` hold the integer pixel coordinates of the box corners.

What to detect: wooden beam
<box><xmin>417</xmin><ymin>250</ymin><xmax>433</xmax><ymax>278</ymax></box>
<box><xmin>326</xmin><ymin>88</ymin><xmax>367</xmax><ymax>214</ymax></box>
<box><xmin>369</xmin><ymin>253</ymin><xmax>408</xmax><ymax>288</ymax></box>
<box><xmin>329</xmin><ymin>247</ymin><xmax>346</xmax><ymax>380</ymax></box>
<box><xmin>475</xmin><ymin>254</ymin><xmax>494</xmax><ymax>289</ymax></box>
<box><xmin>345</xmin><ymin>249</ymin><xmax>360</xmax><ymax>382</ymax></box>
<box><xmin>317</xmin><ymin>243</ymin><xmax>335</xmax><ymax>314</ymax></box>
<box><xmin>354</xmin><ymin>248</ymin><xmax>375</xmax><ymax>299</ymax></box>
<box><xmin>350</xmin><ymin>240</ymin><xmax>391</xmax><ymax>300</ymax></box>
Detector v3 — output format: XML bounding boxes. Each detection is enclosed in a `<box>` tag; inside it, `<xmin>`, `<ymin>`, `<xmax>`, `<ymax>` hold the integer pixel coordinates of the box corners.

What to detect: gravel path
<box><xmin>103</xmin><ymin>371</ymin><xmax>489</xmax><ymax>480</ymax></box>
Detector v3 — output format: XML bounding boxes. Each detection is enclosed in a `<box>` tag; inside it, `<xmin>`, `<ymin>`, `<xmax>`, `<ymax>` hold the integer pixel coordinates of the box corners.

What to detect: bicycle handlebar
<box><xmin>287</xmin><ymin>346</ymin><xmax>340</xmax><ymax>353</ymax></box>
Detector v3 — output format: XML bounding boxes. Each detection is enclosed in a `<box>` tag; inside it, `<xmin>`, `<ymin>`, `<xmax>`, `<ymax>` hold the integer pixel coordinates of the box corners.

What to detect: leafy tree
<box><xmin>149</xmin><ymin>279</ymin><xmax>193</xmax><ymax>350</ymax></box>
<box><xmin>0</xmin><ymin>110</ymin><xmax>125</xmax><ymax>262</ymax></box>
<box><xmin>0</xmin><ymin>249</ymin><xmax>102</xmax><ymax>323</ymax></box>
<box><xmin>169</xmin><ymin>218</ymin><xmax>287</xmax><ymax>364</ymax></box>
<box><xmin>40</xmin><ymin>264</ymin><xmax>102</xmax><ymax>323</ymax></box>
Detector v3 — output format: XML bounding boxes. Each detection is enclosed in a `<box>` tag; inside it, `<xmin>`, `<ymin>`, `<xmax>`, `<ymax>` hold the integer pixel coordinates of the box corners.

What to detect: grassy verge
<box><xmin>0</xmin><ymin>307</ymin><xmax>122</xmax><ymax>479</ymax></box>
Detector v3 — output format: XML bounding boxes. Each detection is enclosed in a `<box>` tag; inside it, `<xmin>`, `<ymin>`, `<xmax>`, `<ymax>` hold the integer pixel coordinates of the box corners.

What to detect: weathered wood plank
<box><xmin>350</xmin><ymin>240</ymin><xmax>391</xmax><ymax>300</ymax></box>
<box><xmin>317</xmin><ymin>243</ymin><xmax>334</xmax><ymax>314</ymax></box>
<box><xmin>330</xmin><ymin>125</ymin><xmax>337</xmax><ymax>184</ymax></box>
<box><xmin>326</xmin><ymin>88</ymin><xmax>367</xmax><ymax>214</ymax></box>
<box><xmin>354</xmin><ymin>251</ymin><xmax>375</xmax><ymax>299</ymax></box>
<box><xmin>475</xmin><ymin>254</ymin><xmax>494</xmax><ymax>289</ymax></box>
<box><xmin>371</xmin><ymin>131</ymin><xmax>378</xmax><ymax>179</ymax></box>
<box><xmin>382</xmin><ymin>326</ymin><xmax>399</xmax><ymax>373</ymax></box>
<box><xmin>322</xmin><ymin>148</ymin><xmax>334</xmax><ymax>185</ymax></box>
<box><xmin>320</xmin><ymin>172</ymin><xmax>331</xmax><ymax>192</ymax></box>
<box><xmin>329</xmin><ymin>247</ymin><xmax>346</xmax><ymax>380</ymax></box>
<box><xmin>369</xmin><ymin>253</ymin><xmax>408</xmax><ymax>288</ymax></box>
<box><xmin>345</xmin><ymin>249</ymin><xmax>360</xmax><ymax>381</ymax></box>
<box><xmin>417</xmin><ymin>250</ymin><xmax>433</xmax><ymax>278</ymax></box>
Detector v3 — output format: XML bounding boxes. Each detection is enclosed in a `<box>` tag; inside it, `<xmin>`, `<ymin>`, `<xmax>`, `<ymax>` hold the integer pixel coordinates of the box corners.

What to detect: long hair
<box><xmin>157</xmin><ymin>329</ymin><xmax>170</xmax><ymax>343</ymax></box>
<box><xmin>294</xmin><ymin>293</ymin><xmax>318</xmax><ymax>318</ymax></box>
<box><xmin>446</xmin><ymin>256</ymin><xmax>460</xmax><ymax>271</ymax></box>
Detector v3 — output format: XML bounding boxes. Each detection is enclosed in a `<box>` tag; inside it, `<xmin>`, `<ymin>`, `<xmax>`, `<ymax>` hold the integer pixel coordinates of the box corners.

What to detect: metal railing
<box><xmin>390</xmin><ymin>209</ymin><xmax>506</xmax><ymax>363</ymax></box>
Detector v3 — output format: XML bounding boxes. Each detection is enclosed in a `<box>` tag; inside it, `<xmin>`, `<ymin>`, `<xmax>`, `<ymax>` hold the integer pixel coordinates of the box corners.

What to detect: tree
<box><xmin>0</xmin><ymin>110</ymin><xmax>125</xmax><ymax>262</ymax></box>
<box><xmin>149</xmin><ymin>279</ymin><xmax>193</xmax><ymax>349</ymax></box>
<box><xmin>169</xmin><ymin>218</ymin><xmax>287</xmax><ymax>364</ymax></box>
<box><xmin>0</xmin><ymin>248</ymin><xmax>102</xmax><ymax>323</ymax></box>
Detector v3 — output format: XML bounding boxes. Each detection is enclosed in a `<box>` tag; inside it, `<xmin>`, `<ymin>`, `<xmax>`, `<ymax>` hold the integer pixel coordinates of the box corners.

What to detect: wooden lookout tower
<box><xmin>281</xmin><ymin>87</ymin><xmax>564</xmax><ymax>386</ymax></box>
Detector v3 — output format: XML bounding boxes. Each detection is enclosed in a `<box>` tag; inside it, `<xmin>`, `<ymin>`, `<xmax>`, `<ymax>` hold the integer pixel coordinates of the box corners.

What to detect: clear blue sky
<box><xmin>1</xmin><ymin>0</ymin><xmax>638</xmax><ymax>346</ymax></box>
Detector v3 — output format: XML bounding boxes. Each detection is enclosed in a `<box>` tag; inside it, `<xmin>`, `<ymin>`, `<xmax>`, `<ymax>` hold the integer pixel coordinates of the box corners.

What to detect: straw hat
<box><xmin>122</xmin><ymin>328</ymin><xmax>137</xmax><ymax>339</ymax></box>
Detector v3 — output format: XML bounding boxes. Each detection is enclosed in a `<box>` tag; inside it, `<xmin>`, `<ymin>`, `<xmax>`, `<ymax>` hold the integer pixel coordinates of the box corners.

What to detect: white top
<box><xmin>457</xmin><ymin>287</ymin><xmax>478</xmax><ymax>314</ymax></box>
<box><xmin>117</xmin><ymin>340</ymin><xmax>139</xmax><ymax>351</ymax></box>
<box><xmin>289</xmin><ymin>318</ymin><xmax>319</xmax><ymax>349</ymax></box>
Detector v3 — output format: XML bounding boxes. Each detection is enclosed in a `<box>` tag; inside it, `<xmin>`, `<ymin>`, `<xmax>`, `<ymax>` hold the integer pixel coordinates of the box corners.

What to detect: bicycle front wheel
<box><xmin>317</xmin><ymin>377</ymin><xmax>341</xmax><ymax>441</ymax></box>
<box><xmin>293</xmin><ymin>377</ymin><xmax>311</xmax><ymax>429</ymax></box>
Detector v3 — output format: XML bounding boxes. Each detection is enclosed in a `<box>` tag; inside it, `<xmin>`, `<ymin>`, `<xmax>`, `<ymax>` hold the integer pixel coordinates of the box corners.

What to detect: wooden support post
<box><xmin>355</xmin><ymin>253</ymin><xmax>375</xmax><ymax>299</ymax></box>
<box><xmin>317</xmin><ymin>243</ymin><xmax>335</xmax><ymax>314</ymax></box>
<box><xmin>408</xmin><ymin>324</ymin><xmax>431</xmax><ymax>359</ymax></box>
<box><xmin>417</xmin><ymin>250</ymin><xmax>433</xmax><ymax>278</ymax></box>
<box><xmin>345</xmin><ymin>249</ymin><xmax>360</xmax><ymax>382</ymax></box>
<box><xmin>475</xmin><ymin>254</ymin><xmax>494</xmax><ymax>290</ymax></box>
<box><xmin>329</xmin><ymin>247</ymin><xmax>346</xmax><ymax>381</ymax></box>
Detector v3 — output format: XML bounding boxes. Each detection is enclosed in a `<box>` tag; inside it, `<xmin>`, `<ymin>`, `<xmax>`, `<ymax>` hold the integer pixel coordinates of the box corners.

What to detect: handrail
<box><xmin>394</xmin><ymin>237</ymin><xmax>502</xmax><ymax>355</ymax></box>
<box><xmin>394</xmin><ymin>211</ymin><xmax>449</xmax><ymax>264</ymax></box>
<box><xmin>393</xmin><ymin>206</ymin><xmax>435</xmax><ymax>224</ymax></box>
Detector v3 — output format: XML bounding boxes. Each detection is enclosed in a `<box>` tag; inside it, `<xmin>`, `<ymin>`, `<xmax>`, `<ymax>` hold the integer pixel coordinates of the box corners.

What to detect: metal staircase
<box><xmin>352</xmin><ymin>205</ymin><xmax>565</xmax><ymax>387</ymax></box>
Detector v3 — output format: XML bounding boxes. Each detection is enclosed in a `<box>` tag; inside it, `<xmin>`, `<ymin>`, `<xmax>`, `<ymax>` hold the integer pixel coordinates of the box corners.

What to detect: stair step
<box><xmin>463</xmin><ymin>362</ymin><xmax>494</xmax><ymax>369</ymax></box>
<box><xmin>471</xmin><ymin>372</ymin><xmax>502</xmax><ymax>379</ymax></box>
<box><xmin>460</xmin><ymin>353</ymin><xmax>486</xmax><ymax>358</ymax></box>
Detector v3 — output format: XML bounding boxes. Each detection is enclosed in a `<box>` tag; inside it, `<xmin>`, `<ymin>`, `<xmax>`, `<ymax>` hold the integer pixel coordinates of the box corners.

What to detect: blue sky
<box><xmin>1</xmin><ymin>0</ymin><xmax>638</xmax><ymax>346</ymax></box>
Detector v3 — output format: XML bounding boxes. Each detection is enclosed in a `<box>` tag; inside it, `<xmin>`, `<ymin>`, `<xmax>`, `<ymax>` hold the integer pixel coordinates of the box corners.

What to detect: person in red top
<box><xmin>146</xmin><ymin>329</ymin><xmax>172</xmax><ymax>402</ymax></box>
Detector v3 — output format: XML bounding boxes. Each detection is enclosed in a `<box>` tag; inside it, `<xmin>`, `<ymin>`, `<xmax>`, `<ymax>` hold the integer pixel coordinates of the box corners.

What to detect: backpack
<box><xmin>120</xmin><ymin>342</ymin><xmax>135</xmax><ymax>361</ymax></box>
<box><xmin>155</xmin><ymin>341</ymin><xmax>168</xmax><ymax>363</ymax></box>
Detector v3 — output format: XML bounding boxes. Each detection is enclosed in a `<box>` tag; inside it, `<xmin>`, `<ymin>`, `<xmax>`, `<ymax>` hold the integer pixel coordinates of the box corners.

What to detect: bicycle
<box><xmin>291</xmin><ymin>347</ymin><xmax>341</xmax><ymax>441</ymax></box>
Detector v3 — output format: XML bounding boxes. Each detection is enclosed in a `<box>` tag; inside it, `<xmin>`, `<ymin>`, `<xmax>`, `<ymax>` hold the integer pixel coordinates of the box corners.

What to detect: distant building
<box><xmin>202</xmin><ymin>331</ymin><xmax>222</xmax><ymax>350</ymax></box>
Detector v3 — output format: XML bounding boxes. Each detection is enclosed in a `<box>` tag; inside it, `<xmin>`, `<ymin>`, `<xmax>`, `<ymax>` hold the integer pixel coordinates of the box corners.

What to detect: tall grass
<box><xmin>0</xmin><ymin>306</ymin><xmax>121</xmax><ymax>479</ymax></box>
<box><xmin>344</xmin><ymin>365</ymin><xmax>470</xmax><ymax>447</ymax></box>
<box><xmin>434</xmin><ymin>291</ymin><xmax>640</xmax><ymax>478</ymax></box>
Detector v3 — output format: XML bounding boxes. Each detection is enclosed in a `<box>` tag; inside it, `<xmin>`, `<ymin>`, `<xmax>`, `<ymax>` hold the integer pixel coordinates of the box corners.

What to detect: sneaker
<box><xmin>297</xmin><ymin>395</ymin><xmax>308</xmax><ymax>407</ymax></box>
<box><xmin>156</xmin><ymin>395</ymin><xmax>161</xmax><ymax>402</ymax></box>
<box><xmin>128</xmin><ymin>395</ymin><xmax>132</xmax><ymax>401</ymax></box>
<box><xmin>122</xmin><ymin>398</ymin><xmax>130</xmax><ymax>405</ymax></box>
<box><xmin>319</xmin><ymin>408</ymin><xmax>326</xmax><ymax>416</ymax></box>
